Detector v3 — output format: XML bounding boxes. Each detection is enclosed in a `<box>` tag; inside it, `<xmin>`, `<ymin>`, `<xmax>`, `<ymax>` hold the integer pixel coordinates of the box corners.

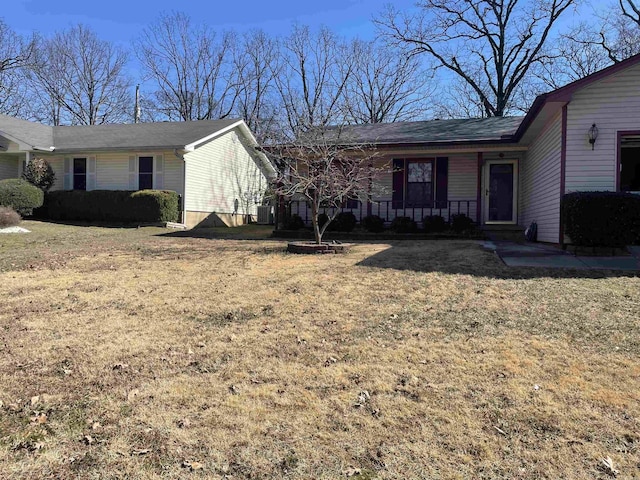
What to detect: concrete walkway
<box><xmin>481</xmin><ymin>241</ymin><xmax>640</xmax><ymax>271</ymax></box>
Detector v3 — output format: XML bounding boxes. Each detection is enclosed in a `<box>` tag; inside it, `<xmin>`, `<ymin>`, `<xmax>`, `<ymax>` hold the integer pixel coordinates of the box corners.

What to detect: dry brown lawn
<box><xmin>0</xmin><ymin>221</ymin><xmax>639</xmax><ymax>479</ymax></box>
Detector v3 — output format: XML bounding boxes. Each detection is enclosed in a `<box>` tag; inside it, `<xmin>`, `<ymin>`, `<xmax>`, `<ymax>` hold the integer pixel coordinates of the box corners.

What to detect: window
<box><xmin>406</xmin><ymin>160</ymin><xmax>433</xmax><ymax>207</ymax></box>
<box><xmin>621</xmin><ymin>137</ymin><xmax>640</xmax><ymax>192</ymax></box>
<box><xmin>138</xmin><ymin>156</ymin><xmax>153</xmax><ymax>190</ymax></box>
<box><xmin>73</xmin><ymin>158</ymin><xmax>87</xmax><ymax>190</ymax></box>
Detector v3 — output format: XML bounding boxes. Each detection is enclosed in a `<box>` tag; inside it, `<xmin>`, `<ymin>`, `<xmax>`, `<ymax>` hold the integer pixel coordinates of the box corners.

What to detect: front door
<box><xmin>484</xmin><ymin>160</ymin><xmax>518</xmax><ymax>224</ymax></box>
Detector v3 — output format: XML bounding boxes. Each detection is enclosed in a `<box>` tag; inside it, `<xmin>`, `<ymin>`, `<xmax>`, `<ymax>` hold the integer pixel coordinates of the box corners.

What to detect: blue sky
<box><xmin>5</xmin><ymin>0</ymin><xmax>418</xmax><ymax>46</ymax></box>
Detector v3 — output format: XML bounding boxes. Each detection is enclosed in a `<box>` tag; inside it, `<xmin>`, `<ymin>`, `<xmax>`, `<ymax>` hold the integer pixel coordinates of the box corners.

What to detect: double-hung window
<box><xmin>73</xmin><ymin>158</ymin><xmax>87</xmax><ymax>190</ymax></box>
<box><xmin>138</xmin><ymin>156</ymin><xmax>153</xmax><ymax>190</ymax></box>
<box><xmin>405</xmin><ymin>160</ymin><xmax>433</xmax><ymax>207</ymax></box>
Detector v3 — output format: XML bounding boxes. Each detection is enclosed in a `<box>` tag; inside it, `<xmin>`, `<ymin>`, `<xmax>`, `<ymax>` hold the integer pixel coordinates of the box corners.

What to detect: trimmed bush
<box><xmin>423</xmin><ymin>215</ymin><xmax>447</xmax><ymax>233</ymax></box>
<box><xmin>362</xmin><ymin>215</ymin><xmax>385</xmax><ymax>233</ymax></box>
<box><xmin>0</xmin><ymin>179</ymin><xmax>45</xmax><ymax>216</ymax></box>
<box><xmin>451</xmin><ymin>213</ymin><xmax>474</xmax><ymax>233</ymax></box>
<box><xmin>22</xmin><ymin>158</ymin><xmax>56</xmax><ymax>192</ymax></box>
<box><xmin>390</xmin><ymin>216</ymin><xmax>418</xmax><ymax>233</ymax></box>
<box><xmin>284</xmin><ymin>214</ymin><xmax>305</xmax><ymax>230</ymax></box>
<box><xmin>130</xmin><ymin>190</ymin><xmax>179</xmax><ymax>223</ymax></box>
<box><xmin>327</xmin><ymin>212</ymin><xmax>357</xmax><ymax>232</ymax></box>
<box><xmin>0</xmin><ymin>206</ymin><xmax>21</xmax><ymax>228</ymax></box>
<box><xmin>42</xmin><ymin>189</ymin><xmax>179</xmax><ymax>223</ymax></box>
<box><xmin>562</xmin><ymin>191</ymin><xmax>640</xmax><ymax>247</ymax></box>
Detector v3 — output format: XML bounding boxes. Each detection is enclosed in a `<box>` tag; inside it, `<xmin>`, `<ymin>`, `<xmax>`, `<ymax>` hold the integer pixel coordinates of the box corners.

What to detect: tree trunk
<box><xmin>311</xmin><ymin>203</ymin><xmax>322</xmax><ymax>244</ymax></box>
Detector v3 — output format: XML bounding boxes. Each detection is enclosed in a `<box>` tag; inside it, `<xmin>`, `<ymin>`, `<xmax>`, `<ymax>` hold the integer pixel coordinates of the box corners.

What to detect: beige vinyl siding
<box><xmin>95</xmin><ymin>153</ymin><xmax>129</xmax><ymax>190</ymax></box>
<box><xmin>565</xmin><ymin>62</ymin><xmax>640</xmax><ymax>192</ymax></box>
<box><xmin>0</xmin><ymin>155</ymin><xmax>19</xmax><ymax>179</ymax></box>
<box><xmin>164</xmin><ymin>156</ymin><xmax>184</xmax><ymax>193</ymax></box>
<box><xmin>520</xmin><ymin>112</ymin><xmax>562</xmax><ymax>243</ymax></box>
<box><xmin>41</xmin><ymin>151</ymin><xmax>183</xmax><ymax>194</ymax></box>
<box><xmin>184</xmin><ymin>127</ymin><xmax>267</xmax><ymax>216</ymax></box>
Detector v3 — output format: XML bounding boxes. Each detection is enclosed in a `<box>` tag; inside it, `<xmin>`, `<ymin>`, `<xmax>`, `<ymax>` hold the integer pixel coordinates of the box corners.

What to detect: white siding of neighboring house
<box><xmin>42</xmin><ymin>151</ymin><xmax>183</xmax><ymax>195</ymax></box>
<box><xmin>184</xmin><ymin>127</ymin><xmax>267</xmax><ymax>216</ymax></box>
<box><xmin>565</xmin><ymin>62</ymin><xmax>640</xmax><ymax>192</ymax></box>
<box><xmin>0</xmin><ymin>155</ymin><xmax>19</xmax><ymax>180</ymax></box>
<box><xmin>520</xmin><ymin>112</ymin><xmax>562</xmax><ymax>243</ymax></box>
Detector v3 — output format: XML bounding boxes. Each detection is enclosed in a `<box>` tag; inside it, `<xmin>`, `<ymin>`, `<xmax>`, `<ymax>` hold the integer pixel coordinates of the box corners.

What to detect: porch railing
<box><xmin>287</xmin><ymin>200</ymin><xmax>478</xmax><ymax>227</ymax></box>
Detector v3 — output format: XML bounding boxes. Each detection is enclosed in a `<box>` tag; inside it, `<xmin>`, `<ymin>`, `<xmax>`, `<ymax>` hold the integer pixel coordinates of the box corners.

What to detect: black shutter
<box><xmin>435</xmin><ymin>157</ymin><xmax>448</xmax><ymax>209</ymax></box>
<box><xmin>392</xmin><ymin>159</ymin><xmax>405</xmax><ymax>209</ymax></box>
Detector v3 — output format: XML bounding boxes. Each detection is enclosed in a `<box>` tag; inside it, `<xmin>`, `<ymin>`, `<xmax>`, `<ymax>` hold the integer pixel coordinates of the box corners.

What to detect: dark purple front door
<box><xmin>488</xmin><ymin>163</ymin><xmax>514</xmax><ymax>222</ymax></box>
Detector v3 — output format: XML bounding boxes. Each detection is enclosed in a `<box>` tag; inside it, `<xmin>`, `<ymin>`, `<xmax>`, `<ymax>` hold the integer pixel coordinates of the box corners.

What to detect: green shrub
<box><xmin>0</xmin><ymin>179</ymin><xmax>45</xmax><ymax>216</ymax></box>
<box><xmin>390</xmin><ymin>216</ymin><xmax>418</xmax><ymax>233</ymax></box>
<box><xmin>362</xmin><ymin>215</ymin><xmax>385</xmax><ymax>233</ymax></box>
<box><xmin>41</xmin><ymin>189</ymin><xmax>179</xmax><ymax>223</ymax></box>
<box><xmin>130</xmin><ymin>190</ymin><xmax>179</xmax><ymax>223</ymax></box>
<box><xmin>22</xmin><ymin>158</ymin><xmax>56</xmax><ymax>192</ymax></box>
<box><xmin>562</xmin><ymin>191</ymin><xmax>640</xmax><ymax>247</ymax></box>
<box><xmin>284</xmin><ymin>214</ymin><xmax>305</xmax><ymax>230</ymax></box>
<box><xmin>326</xmin><ymin>212</ymin><xmax>357</xmax><ymax>232</ymax></box>
<box><xmin>0</xmin><ymin>206</ymin><xmax>21</xmax><ymax>228</ymax></box>
<box><xmin>423</xmin><ymin>215</ymin><xmax>447</xmax><ymax>233</ymax></box>
<box><xmin>451</xmin><ymin>213</ymin><xmax>474</xmax><ymax>233</ymax></box>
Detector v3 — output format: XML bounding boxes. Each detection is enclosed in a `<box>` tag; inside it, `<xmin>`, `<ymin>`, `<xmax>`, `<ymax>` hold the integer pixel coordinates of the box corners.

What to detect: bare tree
<box><xmin>343</xmin><ymin>39</ymin><xmax>432</xmax><ymax>124</ymax></box>
<box><xmin>0</xmin><ymin>20</ymin><xmax>34</xmax><ymax>117</ymax></box>
<box><xmin>273</xmin><ymin>25</ymin><xmax>355</xmax><ymax>138</ymax></box>
<box><xmin>376</xmin><ymin>0</ymin><xmax>576</xmax><ymax>117</ymax></box>
<box><xmin>594</xmin><ymin>2</ymin><xmax>640</xmax><ymax>63</ymax></box>
<box><xmin>136</xmin><ymin>12</ymin><xmax>238</xmax><ymax>121</ymax></box>
<box><xmin>270</xmin><ymin>128</ymin><xmax>385</xmax><ymax>244</ymax></box>
<box><xmin>534</xmin><ymin>24</ymin><xmax>612</xmax><ymax>90</ymax></box>
<box><xmin>232</xmin><ymin>30</ymin><xmax>281</xmax><ymax>142</ymax></box>
<box><xmin>27</xmin><ymin>25</ymin><xmax>131</xmax><ymax>125</ymax></box>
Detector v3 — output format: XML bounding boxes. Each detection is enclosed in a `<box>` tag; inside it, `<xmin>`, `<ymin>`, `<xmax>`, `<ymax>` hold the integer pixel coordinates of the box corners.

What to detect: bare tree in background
<box><xmin>136</xmin><ymin>12</ymin><xmax>238</xmax><ymax>121</ymax></box>
<box><xmin>534</xmin><ymin>24</ymin><xmax>612</xmax><ymax>91</ymax></box>
<box><xmin>270</xmin><ymin>128</ymin><xmax>384</xmax><ymax>244</ymax></box>
<box><xmin>0</xmin><ymin>20</ymin><xmax>34</xmax><ymax>117</ymax></box>
<box><xmin>232</xmin><ymin>30</ymin><xmax>281</xmax><ymax>142</ymax></box>
<box><xmin>273</xmin><ymin>25</ymin><xmax>354</xmax><ymax>138</ymax></box>
<box><xmin>27</xmin><ymin>25</ymin><xmax>131</xmax><ymax>125</ymax></box>
<box><xmin>594</xmin><ymin>1</ymin><xmax>640</xmax><ymax>63</ymax></box>
<box><xmin>343</xmin><ymin>39</ymin><xmax>432</xmax><ymax>124</ymax></box>
<box><xmin>376</xmin><ymin>0</ymin><xmax>576</xmax><ymax>117</ymax></box>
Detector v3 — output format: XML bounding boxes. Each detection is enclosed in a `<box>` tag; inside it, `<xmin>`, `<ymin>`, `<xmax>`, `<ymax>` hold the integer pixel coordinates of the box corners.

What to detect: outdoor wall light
<box><xmin>588</xmin><ymin>123</ymin><xmax>599</xmax><ymax>150</ymax></box>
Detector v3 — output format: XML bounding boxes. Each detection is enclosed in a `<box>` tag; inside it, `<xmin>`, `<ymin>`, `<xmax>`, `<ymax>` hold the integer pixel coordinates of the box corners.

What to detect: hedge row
<box><xmin>41</xmin><ymin>190</ymin><xmax>180</xmax><ymax>223</ymax></box>
<box><xmin>562</xmin><ymin>191</ymin><xmax>640</xmax><ymax>247</ymax></box>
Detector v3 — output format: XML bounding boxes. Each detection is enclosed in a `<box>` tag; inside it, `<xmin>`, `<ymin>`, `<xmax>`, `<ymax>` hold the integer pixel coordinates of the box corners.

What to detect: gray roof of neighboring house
<box><xmin>0</xmin><ymin>115</ymin><xmax>242</xmax><ymax>151</ymax></box>
<box><xmin>0</xmin><ymin>114</ymin><xmax>55</xmax><ymax>149</ymax></box>
<box><xmin>324</xmin><ymin>116</ymin><xmax>525</xmax><ymax>146</ymax></box>
<box><xmin>52</xmin><ymin>118</ymin><xmax>240</xmax><ymax>151</ymax></box>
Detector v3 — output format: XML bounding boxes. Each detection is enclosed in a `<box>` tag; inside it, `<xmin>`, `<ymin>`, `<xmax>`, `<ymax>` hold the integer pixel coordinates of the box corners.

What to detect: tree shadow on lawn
<box><xmin>159</xmin><ymin>225</ymin><xmax>275</xmax><ymax>241</ymax></box>
<box><xmin>355</xmin><ymin>240</ymin><xmax>640</xmax><ymax>280</ymax></box>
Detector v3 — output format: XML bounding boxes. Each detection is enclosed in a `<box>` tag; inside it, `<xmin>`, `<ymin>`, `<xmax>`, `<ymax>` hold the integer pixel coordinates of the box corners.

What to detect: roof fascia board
<box><xmin>184</xmin><ymin>120</ymin><xmax>244</xmax><ymax>151</ymax></box>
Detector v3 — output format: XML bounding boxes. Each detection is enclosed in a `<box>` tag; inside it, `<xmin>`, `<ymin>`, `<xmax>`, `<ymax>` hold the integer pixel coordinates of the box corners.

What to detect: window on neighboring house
<box><xmin>139</xmin><ymin>156</ymin><xmax>153</xmax><ymax>190</ymax></box>
<box><xmin>621</xmin><ymin>137</ymin><xmax>640</xmax><ymax>192</ymax></box>
<box><xmin>73</xmin><ymin>158</ymin><xmax>87</xmax><ymax>190</ymax></box>
<box><xmin>406</xmin><ymin>160</ymin><xmax>433</xmax><ymax>207</ymax></box>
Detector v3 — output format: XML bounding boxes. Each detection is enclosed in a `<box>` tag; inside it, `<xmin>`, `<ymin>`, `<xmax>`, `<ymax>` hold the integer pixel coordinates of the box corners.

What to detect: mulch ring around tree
<box><xmin>287</xmin><ymin>241</ymin><xmax>353</xmax><ymax>254</ymax></box>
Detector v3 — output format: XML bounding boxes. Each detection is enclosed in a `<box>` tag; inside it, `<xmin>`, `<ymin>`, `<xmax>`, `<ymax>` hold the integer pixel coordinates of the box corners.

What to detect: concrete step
<box><xmin>481</xmin><ymin>224</ymin><xmax>525</xmax><ymax>242</ymax></box>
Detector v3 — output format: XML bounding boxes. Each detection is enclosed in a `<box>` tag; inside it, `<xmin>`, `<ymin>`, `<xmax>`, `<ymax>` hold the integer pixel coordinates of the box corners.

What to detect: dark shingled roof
<box><xmin>52</xmin><ymin>118</ymin><xmax>240</xmax><ymax>151</ymax></box>
<box><xmin>0</xmin><ymin>115</ymin><xmax>241</xmax><ymax>151</ymax></box>
<box><xmin>0</xmin><ymin>114</ymin><xmax>55</xmax><ymax>149</ymax></box>
<box><xmin>325</xmin><ymin>116</ymin><xmax>525</xmax><ymax>145</ymax></box>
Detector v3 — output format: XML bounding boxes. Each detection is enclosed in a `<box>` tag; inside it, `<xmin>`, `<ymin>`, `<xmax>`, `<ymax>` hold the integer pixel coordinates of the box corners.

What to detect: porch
<box><xmin>287</xmin><ymin>199</ymin><xmax>478</xmax><ymax>228</ymax></box>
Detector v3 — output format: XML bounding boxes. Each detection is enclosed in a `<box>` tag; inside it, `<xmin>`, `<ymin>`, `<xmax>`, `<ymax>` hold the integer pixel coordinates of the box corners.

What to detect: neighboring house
<box><xmin>289</xmin><ymin>53</ymin><xmax>640</xmax><ymax>244</ymax></box>
<box><xmin>0</xmin><ymin>117</ymin><xmax>275</xmax><ymax>227</ymax></box>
